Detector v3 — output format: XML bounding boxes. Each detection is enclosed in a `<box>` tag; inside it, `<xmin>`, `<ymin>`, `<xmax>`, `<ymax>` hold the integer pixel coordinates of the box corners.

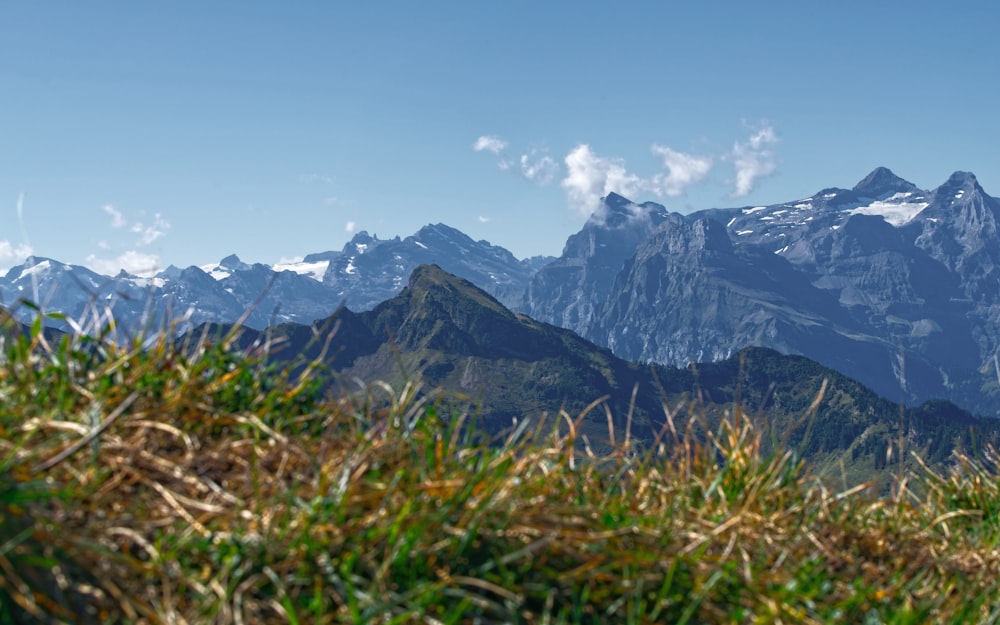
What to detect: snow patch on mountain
<box><xmin>272</xmin><ymin>257</ymin><xmax>330</xmax><ymax>281</ymax></box>
<box><xmin>847</xmin><ymin>192</ymin><xmax>929</xmax><ymax>226</ymax></box>
<box><xmin>17</xmin><ymin>259</ymin><xmax>52</xmax><ymax>281</ymax></box>
<box><xmin>201</xmin><ymin>266</ymin><xmax>231</xmax><ymax>281</ymax></box>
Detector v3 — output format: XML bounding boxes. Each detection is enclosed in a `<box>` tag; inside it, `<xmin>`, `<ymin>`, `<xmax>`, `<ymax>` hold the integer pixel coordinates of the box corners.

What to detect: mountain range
<box><xmin>197</xmin><ymin>263</ymin><xmax>1000</xmax><ymax>486</ymax></box>
<box><xmin>5</xmin><ymin>166</ymin><xmax>1000</xmax><ymax>417</ymax></box>
<box><xmin>522</xmin><ymin>168</ymin><xmax>1000</xmax><ymax>417</ymax></box>
<box><xmin>0</xmin><ymin>223</ymin><xmax>550</xmax><ymax>334</ymax></box>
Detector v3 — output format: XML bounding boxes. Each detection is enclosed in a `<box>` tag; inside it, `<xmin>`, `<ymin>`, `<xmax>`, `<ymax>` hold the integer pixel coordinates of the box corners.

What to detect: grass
<box><xmin>2</xmin><ymin>312</ymin><xmax>1000</xmax><ymax>623</ymax></box>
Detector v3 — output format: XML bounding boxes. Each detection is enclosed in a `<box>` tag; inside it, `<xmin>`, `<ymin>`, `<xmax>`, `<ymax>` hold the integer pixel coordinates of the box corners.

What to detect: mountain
<box><xmin>8</xmin><ymin>167</ymin><xmax>1000</xmax><ymax>418</ymax></box>
<box><xmin>0</xmin><ymin>224</ymin><xmax>552</xmax><ymax>335</ymax></box>
<box><xmin>521</xmin><ymin>192</ymin><xmax>671</xmax><ymax>335</ymax></box>
<box><xmin>524</xmin><ymin>168</ymin><xmax>1000</xmax><ymax>416</ymax></box>
<box><xmin>319</xmin><ymin>224</ymin><xmax>546</xmax><ymax>311</ymax></box>
<box><xmin>200</xmin><ymin>264</ymin><xmax>1000</xmax><ymax>484</ymax></box>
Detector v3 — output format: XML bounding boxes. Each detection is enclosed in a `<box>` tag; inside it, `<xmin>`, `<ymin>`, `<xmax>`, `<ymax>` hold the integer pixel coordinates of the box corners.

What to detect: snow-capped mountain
<box><xmin>0</xmin><ymin>224</ymin><xmax>552</xmax><ymax>335</ymax></box>
<box><xmin>7</xmin><ymin>166</ymin><xmax>1000</xmax><ymax>417</ymax></box>
<box><xmin>523</xmin><ymin>167</ymin><xmax>1000</xmax><ymax>417</ymax></box>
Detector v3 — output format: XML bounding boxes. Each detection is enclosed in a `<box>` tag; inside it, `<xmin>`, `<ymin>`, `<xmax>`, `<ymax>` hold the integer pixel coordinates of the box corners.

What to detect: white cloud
<box><xmin>0</xmin><ymin>240</ymin><xmax>33</xmax><ymax>265</ymax></box>
<box><xmin>561</xmin><ymin>144</ymin><xmax>644</xmax><ymax>218</ymax></box>
<box><xmin>560</xmin><ymin>143</ymin><xmax>715</xmax><ymax>218</ymax></box>
<box><xmin>345</xmin><ymin>220</ymin><xmax>357</xmax><ymax>234</ymax></box>
<box><xmin>102</xmin><ymin>204</ymin><xmax>127</xmax><ymax>229</ymax></box>
<box><xmin>131</xmin><ymin>213</ymin><xmax>170</xmax><ymax>246</ymax></box>
<box><xmin>477</xmin><ymin>215</ymin><xmax>492</xmax><ymax>223</ymax></box>
<box><xmin>85</xmin><ymin>250</ymin><xmax>162</xmax><ymax>277</ymax></box>
<box><xmin>519</xmin><ymin>151</ymin><xmax>559</xmax><ymax>185</ymax></box>
<box><xmin>729</xmin><ymin>125</ymin><xmax>779</xmax><ymax>197</ymax></box>
<box><xmin>480</xmin><ymin>125</ymin><xmax>778</xmax><ymax>216</ymax></box>
<box><xmin>475</xmin><ymin>135</ymin><xmax>559</xmax><ymax>185</ymax></box>
<box><xmin>473</xmin><ymin>135</ymin><xmax>508</xmax><ymax>156</ymax></box>
<box><xmin>648</xmin><ymin>146</ymin><xmax>713</xmax><ymax>196</ymax></box>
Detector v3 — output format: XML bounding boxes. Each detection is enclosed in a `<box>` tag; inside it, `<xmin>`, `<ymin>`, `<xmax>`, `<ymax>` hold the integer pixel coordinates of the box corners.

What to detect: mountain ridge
<box><xmin>199</xmin><ymin>263</ymin><xmax>1000</xmax><ymax>485</ymax></box>
<box><xmin>6</xmin><ymin>166</ymin><xmax>1000</xmax><ymax>417</ymax></box>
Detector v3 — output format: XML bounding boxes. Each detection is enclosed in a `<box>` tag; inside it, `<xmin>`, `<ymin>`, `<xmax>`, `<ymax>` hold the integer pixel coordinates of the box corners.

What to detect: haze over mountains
<box><xmin>5</xmin><ymin>167</ymin><xmax>1000</xmax><ymax>417</ymax></box>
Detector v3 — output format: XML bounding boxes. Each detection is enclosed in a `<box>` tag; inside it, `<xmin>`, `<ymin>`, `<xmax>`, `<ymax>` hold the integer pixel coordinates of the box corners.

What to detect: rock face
<box><xmin>520</xmin><ymin>192</ymin><xmax>671</xmax><ymax>335</ymax></box>
<box><xmin>523</xmin><ymin>168</ymin><xmax>1000</xmax><ymax>416</ymax></box>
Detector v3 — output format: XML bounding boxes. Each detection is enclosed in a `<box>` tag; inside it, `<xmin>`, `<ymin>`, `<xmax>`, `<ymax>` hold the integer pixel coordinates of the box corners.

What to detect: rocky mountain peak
<box><xmin>219</xmin><ymin>254</ymin><xmax>248</xmax><ymax>271</ymax></box>
<box><xmin>414</xmin><ymin>223</ymin><xmax>469</xmax><ymax>244</ymax></box>
<box><xmin>348</xmin><ymin>230</ymin><xmax>375</xmax><ymax>244</ymax></box>
<box><xmin>937</xmin><ymin>171</ymin><xmax>985</xmax><ymax>196</ymax></box>
<box><xmin>852</xmin><ymin>167</ymin><xmax>919</xmax><ymax>197</ymax></box>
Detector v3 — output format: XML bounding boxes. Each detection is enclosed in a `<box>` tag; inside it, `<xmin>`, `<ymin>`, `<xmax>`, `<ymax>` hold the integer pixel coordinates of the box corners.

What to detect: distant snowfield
<box><xmin>202</xmin><ymin>267</ymin><xmax>232</xmax><ymax>281</ymax></box>
<box><xmin>847</xmin><ymin>192</ymin><xmax>929</xmax><ymax>226</ymax></box>
<box><xmin>272</xmin><ymin>258</ymin><xmax>330</xmax><ymax>281</ymax></box>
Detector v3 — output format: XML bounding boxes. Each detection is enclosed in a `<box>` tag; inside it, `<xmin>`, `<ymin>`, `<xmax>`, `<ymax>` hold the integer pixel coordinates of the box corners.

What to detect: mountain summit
<box><xmin>852</xmin><ymin>166</ymin><xmax>919</xmax><ymax>197</ymax></box>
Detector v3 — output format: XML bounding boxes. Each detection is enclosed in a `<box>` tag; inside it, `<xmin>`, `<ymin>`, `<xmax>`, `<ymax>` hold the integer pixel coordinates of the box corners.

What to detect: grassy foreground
<box><xmin>2</xmin><ymin>317</ymin><xmax>1000</xmax><ymax>623</ymax></box>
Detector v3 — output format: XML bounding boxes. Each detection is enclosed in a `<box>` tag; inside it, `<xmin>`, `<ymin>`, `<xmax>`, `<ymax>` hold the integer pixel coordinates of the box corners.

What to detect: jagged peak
<box><xmin>219</xmin><ymin>254</ymin><xmax>246</xmax><ymax>270</ymax></box>
<box><xmin>348</xmin><ymin>230</ymin><xmax>374</xmax><ymax>243</ymax></box>
<box><xmin>415</xmin><ymin>223</ymin><xmax>466</xmax><ymax>239</ymax></box>
<box><xmin>603</xmin><ymin>191</ymin><xmax>635</xmax><ymax>207</ymax></box>
<box><xmin>852</xmin><ymin>167</ymin><xmax>918</xmax><ymax>196</ymax></box>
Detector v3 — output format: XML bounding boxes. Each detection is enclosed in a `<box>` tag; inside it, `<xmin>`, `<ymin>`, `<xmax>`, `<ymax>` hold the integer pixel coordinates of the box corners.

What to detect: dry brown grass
<box><xmin>2</xmin><ymin>318</ymin><xmax>1000</xmax><ymax>623</ymax></box>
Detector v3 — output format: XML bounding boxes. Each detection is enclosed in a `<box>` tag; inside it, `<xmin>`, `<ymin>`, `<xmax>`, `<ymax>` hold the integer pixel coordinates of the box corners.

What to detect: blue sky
<box><xmin>3</xmin><ymin>2</ymin><xmax>999</xmax><ymax>275</ymax></box>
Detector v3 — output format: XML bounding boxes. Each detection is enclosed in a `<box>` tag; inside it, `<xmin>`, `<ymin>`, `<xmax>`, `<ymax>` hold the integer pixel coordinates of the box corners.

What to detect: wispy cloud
<box><xmin>473</xmin><ymin>135</ymin><xmax>508</xmax><ymax>156</ymax></box>
<box><xmin>84</xmin><ymin>250</ymin><xmax>162</xmax><ymax>277</ymax></box>
<box><xmin>518</xmin><ymin>151</ymin><xmax>559</xmax><ymax>185</ymax></box>
<box><xmin>561</xmin><ymin>144</ymin><xmax>643</xmax><ymax>218</ymax></box>
<box><xmin>102</xmin><ymin>204</ymin><xmax>127</xmax><ymax>229</ymax></box>
<box><xmin>648</xmin><ymin>146</ymin><xmax>713</xmax><ymax>197</ymax></box>
<box><xmin>131</xmin><ymin>213</ymin><xmax>170</xmax><ymax>246</ymax></box>
<box><xmin>477</xmin><ymin>124</ymin><xmax>780</xmax><ymax>217</ymax></box>
<box><xmin>345</xmin><ymin>220</ymin><xmax>357</xmax><ymax>234</ymax></box>
<box><xmin>560</xmin><ymin>143</ymin><xmax>713</xmax><ymax>218</ymax></box>
<box><xmin>477</xmin><ymin>215</ymin><xmax>492</xmax><ymax>223</ymax></box>
<box><xmin>1</xmin><ymin>193</ymin><xmax>34</xmax><ymax>269</ymax></box>
<box><xmin>0</xmin><ymin>240</ymin><xmax>33</xmax><ymax>266</ymax></box>
<box><xmin>729</xmin><ymin>124</ymin><xmax>779</xmax><ymax>198</ymax></box>
<box><xmin>85</xmin><ymin>205</ymin><xmax>172</xmax><ymax>275</ymax></box>
<box><xmin>474</xmin><ymin>135</ymin><xmax>559</xmax><ymax>186</ymax></box>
